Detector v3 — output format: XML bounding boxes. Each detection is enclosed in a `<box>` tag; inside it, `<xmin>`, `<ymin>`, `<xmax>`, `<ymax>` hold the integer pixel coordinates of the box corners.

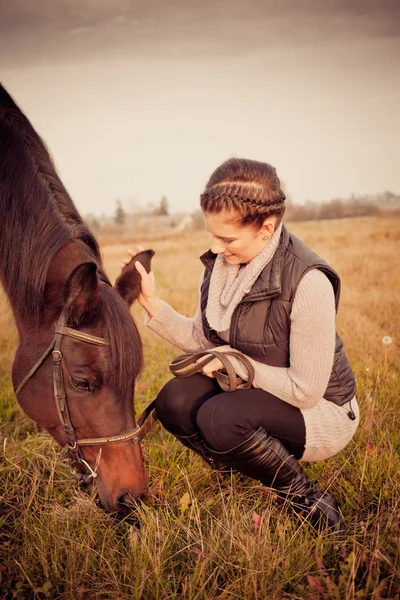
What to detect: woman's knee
<box><xmin>155</xmin><ymin>374</ymin><xmax>218</xmax><ymax>434</ymax></box>
<box><xmin>155</xmin><ymin>378</ymin><xmax>190</xmax><ymax>431</ymax></box>
<box><xmin>196</xmin><ymin>394</ymin><xmax>251</xmax><ymax>453</ymax></box>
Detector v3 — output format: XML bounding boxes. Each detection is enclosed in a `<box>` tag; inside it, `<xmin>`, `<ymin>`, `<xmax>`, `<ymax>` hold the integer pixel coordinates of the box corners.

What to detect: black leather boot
<box><xmin>206</xmin><ymin>427</ymin><xmax>345</xmax><ymax>533</ymax></box>
<box><xmin>175</xmin><ymin>432</ymin><xmax>229</xmax><ymax>472</ymax></box>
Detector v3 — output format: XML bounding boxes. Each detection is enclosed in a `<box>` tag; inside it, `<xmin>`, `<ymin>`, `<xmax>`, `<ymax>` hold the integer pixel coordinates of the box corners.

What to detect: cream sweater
<box><xmin>145</xmin><ymin>248</ymin><xmax>359</xmax><ymax>462</ymax></box>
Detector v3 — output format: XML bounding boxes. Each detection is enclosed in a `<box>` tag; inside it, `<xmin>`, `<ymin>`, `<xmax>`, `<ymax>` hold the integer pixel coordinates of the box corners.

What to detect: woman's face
<box><xmin>203</xmin><ymin>211</ymin><xmax>275</xmax><ymax>265</ymax></box>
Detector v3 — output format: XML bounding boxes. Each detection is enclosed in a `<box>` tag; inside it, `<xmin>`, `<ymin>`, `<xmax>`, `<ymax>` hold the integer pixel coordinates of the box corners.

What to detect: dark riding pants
<box><xmin>155</xmin><ymin>374</ymin><xmax>306</xmax><ymax>460</ymax></box>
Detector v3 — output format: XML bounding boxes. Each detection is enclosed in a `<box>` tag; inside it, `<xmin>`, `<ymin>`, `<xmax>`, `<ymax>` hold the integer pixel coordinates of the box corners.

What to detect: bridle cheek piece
<box><xmin>15</xmin><ymin>311</ymin><xmax>157</xmax><ymax>487</ymax></box>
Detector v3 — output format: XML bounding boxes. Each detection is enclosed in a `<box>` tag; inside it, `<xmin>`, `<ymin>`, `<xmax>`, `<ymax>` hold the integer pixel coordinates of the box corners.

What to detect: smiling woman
<box><xmin>203</xmin><ymin>212</ymin><xmax>277</xmax><ymax>265</ymax></box>
<box><xmin>124</xmin><ymin>156</ymin><xmax>359</xmax><ymax>533</ymax></box>
<box><xmin>200</xmin><ymin>161</ymin><xmax>285</xmax><ymax>264</ymax></box>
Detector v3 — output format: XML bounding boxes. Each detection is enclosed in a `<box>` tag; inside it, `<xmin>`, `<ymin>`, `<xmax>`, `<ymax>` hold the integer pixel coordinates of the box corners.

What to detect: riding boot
<box><xmin>205</xmin><ymin>426</ymin><xmax>345</xmax><ymax>533</ymax></box>
<box><xmin>175</xmin><ymin>432</ymin><xmax>229</xmax><ymax>472</ymax></box>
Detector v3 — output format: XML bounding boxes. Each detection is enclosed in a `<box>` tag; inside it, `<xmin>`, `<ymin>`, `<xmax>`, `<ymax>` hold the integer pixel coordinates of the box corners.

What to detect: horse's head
<box><xmin>14</xmin><ymin>250</ymin><xmax>154</xmax><ymax>515</ymax></box>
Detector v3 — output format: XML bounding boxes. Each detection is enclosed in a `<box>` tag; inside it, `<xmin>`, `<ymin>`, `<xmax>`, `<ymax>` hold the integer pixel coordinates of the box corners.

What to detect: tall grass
<box><xmin>1</xmin><ymin>216</ymin><xmax>399</xmax><ymax>599</ymax></box>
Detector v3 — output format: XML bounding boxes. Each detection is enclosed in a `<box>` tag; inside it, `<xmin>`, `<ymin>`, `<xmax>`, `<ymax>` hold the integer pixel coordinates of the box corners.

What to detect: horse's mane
<box><xmin>0</xmin><ymin>83</ymin><xmax>109</xmax><ymax>318</ymax></box>
<box><xmin>0</xmin><ymin>84</ymin><xmax>143</xmax><ymax>397</ymax></box>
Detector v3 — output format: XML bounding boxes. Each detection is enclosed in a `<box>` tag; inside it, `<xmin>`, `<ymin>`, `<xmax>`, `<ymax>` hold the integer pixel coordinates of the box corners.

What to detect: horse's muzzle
<box><xmin>115</xmin><ymin>490</ymin><xmax>149</xmax><ymax>517</ymax></box>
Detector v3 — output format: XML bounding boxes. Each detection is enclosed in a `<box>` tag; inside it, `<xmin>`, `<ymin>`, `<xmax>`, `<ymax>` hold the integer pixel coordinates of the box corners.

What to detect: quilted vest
<box><xmin>200</xmin><ymin>225</ymin><xmax>356</xmax><ymax>406</ymax></box>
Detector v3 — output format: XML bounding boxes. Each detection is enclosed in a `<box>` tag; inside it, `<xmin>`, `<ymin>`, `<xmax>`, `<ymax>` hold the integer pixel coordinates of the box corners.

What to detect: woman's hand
<box><xmin>120</xmin><ymin>246</ymin><xmax>163</xmax><ymax>317</ymax></box>
<box><xmin>200</xmin><ymin>356</ymin><xmax>225</xmax><ymax>378</ymax></box>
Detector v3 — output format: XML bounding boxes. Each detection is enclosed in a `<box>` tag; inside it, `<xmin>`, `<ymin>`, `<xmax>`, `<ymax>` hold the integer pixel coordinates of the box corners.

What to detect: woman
<box><xmin>123</xmin><ymin>158</ymin><xmax>359</xmax><ymax>532</ymax></box>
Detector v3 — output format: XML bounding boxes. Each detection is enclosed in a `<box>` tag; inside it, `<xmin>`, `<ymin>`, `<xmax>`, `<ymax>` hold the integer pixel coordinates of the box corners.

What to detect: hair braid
<box><xmin>200</xmin><ymin>158</ymin><xmax>286</xmax><ymax>229</ymax></box>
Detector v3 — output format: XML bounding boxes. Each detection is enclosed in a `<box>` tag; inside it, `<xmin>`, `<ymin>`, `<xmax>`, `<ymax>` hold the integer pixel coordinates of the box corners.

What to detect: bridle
<box><xmin>15</xmin><ymin>309</ymin><xmax>157</xmax><ymax>487</ymax></box>
<box><xmin>15</xmin><ymin>311</ymin><xmax>255</xmax><ymax>489</ymax></box>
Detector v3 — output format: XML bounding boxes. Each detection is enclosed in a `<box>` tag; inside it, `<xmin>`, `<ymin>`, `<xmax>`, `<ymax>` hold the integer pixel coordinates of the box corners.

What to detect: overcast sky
<box><xmin>1</xmin><ymin>0</ymin><xmax>399</xmax><ymax>216</ymax></box>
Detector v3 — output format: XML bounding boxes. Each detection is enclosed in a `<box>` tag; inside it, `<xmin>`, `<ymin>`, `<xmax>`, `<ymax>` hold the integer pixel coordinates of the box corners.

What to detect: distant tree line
<box><xmin>85</xmin><ymin>190</ymin><xmax>400</xmax><ymax>235</ymax></box>
<box><xmin>112</xmin><ymin>196</ymin><xmax>170</xmax><ymax>226</ymax></box>
<box><xmin>284</xmin><ymin>191</ymin><xmax>400</xmax><ymax>222</ymax></box>
<box><xmin>189</xmin><ymin>191</ymin><xmax>399</xmax><ymax>229</ymax></box>
<box><xmin>284</xmin><ymin>197</ymin><xmax>377</xmax><ymax>222</ymax></box>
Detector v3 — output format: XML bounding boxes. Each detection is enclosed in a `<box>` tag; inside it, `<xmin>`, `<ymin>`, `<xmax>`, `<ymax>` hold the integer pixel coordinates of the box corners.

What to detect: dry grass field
<box><xmin>0</xmin><ymin>216</ymin><xmax>399</xmax><ymax>599</ymax></box>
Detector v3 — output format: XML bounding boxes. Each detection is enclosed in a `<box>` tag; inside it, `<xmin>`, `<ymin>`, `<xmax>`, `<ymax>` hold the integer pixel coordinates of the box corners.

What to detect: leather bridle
<box><xmin>15</xmin><ymin>311</ymin><xmax>255</xmax><ymax>489</ymax></box>
<box><xmin>15</xmin><ymin>309</ymin><xmax>157</xmax><ymax>487</ymax></box>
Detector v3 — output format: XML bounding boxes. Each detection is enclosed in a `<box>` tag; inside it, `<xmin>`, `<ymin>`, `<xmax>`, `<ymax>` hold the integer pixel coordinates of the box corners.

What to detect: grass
<box><xmin>1</xmin><ymin>216</ymin><xmax>399</xmax><ymax>599</ymax></box>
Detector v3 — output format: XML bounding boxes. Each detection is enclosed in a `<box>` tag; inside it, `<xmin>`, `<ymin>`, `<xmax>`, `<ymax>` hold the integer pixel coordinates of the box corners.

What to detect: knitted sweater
<box><xmin>145</xmin><ymin>246</ymin><xmax>359</xmax><ymax>462</ymax></box>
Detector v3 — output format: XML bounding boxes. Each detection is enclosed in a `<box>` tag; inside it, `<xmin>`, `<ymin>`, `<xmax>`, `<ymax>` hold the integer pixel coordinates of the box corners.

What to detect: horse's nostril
<box><xmin>117</xmin><ymin>491</ymin><xmax>148</xmax><ymax>513</ymax></box>
<box><xmin>118</xmin><ymin>493</ymin><xmax>136</xmax><ymax>510</ymax></box>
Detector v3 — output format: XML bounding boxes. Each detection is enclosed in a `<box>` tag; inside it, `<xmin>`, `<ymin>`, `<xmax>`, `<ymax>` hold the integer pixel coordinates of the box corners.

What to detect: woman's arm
<box><xmin>144</xmin><ymin>295</ymin><xmax>214</xmax><ymax>353</ymax></box>
<box><xmin>144</xmin><ymin>270</ymin><xmax>214</xmax><ymax>353</ymax></box>
<box><xmin>216</xmin><ymin>269</ymin><xmax>336</xmax><ymax>409</ymax></box>
<box><xmin>121</xmin><ymin>247</ymin><xmax>212</xmax><ymax>353</ymax></box>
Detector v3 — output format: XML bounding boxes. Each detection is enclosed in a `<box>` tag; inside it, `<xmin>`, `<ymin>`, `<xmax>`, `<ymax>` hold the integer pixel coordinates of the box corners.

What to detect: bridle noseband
<box><xmin>15</xmin><ymin>310</ymin><xmax>157</xmax><ymax>487</ymax></box>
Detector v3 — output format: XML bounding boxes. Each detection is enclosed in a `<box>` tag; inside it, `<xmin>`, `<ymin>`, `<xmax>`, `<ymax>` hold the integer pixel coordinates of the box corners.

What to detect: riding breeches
<box><xmin>154</xmin><ymin>373</ymin><xmax>306</xmax><ymax>460</ymax></box>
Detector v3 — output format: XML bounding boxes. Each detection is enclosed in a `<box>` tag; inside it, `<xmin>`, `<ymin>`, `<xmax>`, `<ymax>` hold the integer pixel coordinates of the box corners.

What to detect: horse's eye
<box><xmin>71</xmin><ymin>378</ymin><xmax>92</xmax><ymax>392</ymax></box>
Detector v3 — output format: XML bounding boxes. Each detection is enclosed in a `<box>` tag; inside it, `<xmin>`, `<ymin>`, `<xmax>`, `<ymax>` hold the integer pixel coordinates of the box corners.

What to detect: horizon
<box><xmin>84</xmin><ymin>189</ymin><xmax>400</xmax><ymax>219</ymax></box>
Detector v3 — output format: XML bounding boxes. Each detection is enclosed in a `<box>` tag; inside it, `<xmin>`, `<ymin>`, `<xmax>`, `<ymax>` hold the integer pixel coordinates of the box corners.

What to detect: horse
<box><xmin>0</xmin><ymin>82</ymin><xmax>155</xmax><ymax>516</ymax></box>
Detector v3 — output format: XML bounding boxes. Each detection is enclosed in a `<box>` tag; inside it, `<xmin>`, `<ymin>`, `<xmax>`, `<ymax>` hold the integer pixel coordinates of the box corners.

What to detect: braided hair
<box><xmin>200</xmin><ymin>158</ymin><xmax>286</xmax><ymax>229</ymax></box>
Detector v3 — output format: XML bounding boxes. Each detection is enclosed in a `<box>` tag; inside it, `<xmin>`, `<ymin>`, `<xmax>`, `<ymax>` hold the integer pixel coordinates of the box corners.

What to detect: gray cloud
<box><xmin>1</xmin><ymin>0</ymin><xmax>399</xmax><ymax>69</ymax></box>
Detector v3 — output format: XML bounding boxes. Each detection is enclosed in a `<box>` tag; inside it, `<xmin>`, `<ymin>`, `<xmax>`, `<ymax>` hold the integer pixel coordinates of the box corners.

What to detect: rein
<box><xmin>169</xmin><ymin>349</ymin><xmax>255</xmax><ymax>391</ymax></box>
<box><xmin>15</xmin><ymin>310</ymin><xmax>157</xmax><ymax>486</ymax></box>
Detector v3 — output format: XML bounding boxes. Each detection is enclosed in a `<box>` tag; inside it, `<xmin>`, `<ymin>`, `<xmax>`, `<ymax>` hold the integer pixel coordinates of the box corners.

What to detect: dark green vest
<box><xmin>200</xmin><ymin>225</ymin><xmax>356</xmax><ymax>406</ymax></box>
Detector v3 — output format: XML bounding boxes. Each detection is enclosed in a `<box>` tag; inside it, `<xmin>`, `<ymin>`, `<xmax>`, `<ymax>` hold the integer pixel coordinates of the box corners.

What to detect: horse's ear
<box><xmin>115</xmin><ymin>249</ymin><xmax>155</xmax><ymax>307</ymax></box>
<box><xmin>64</xmin><ymin>262</ymin><xmax>100</xmax><ymax>324</ymax></box>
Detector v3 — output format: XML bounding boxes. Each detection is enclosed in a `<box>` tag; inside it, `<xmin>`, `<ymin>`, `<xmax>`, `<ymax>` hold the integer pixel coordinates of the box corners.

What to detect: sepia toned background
<box><xmin>1</xmin><ymin>2</ymin><xmax>400</xmax><ymax>597</ymax></box>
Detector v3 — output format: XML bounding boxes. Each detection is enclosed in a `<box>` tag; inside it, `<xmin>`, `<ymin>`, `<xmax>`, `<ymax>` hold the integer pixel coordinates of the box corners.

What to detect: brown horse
<box><xmin>0</xmin><ymin>83</ymin><xmax>154</xmax><ymax>515</ymax></box>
